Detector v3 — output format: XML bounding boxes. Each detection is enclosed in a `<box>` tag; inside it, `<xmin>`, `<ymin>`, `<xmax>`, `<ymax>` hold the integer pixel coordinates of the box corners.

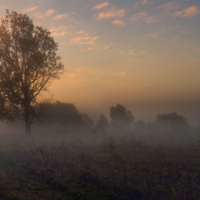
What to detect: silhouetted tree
<box><xmin>156</xmin><ymin>112</ymin><xmax>189</xmax><ymax>129</ymax></box>
<box><xmin>81</xmin><ymin>113</ymin><xmax>94</xmax><ymax>129</ymax></box>
<box><xmin>42</xmin><ymin>101</ymin><xmax>83</xmax><ymax>127</ymax></box>
<box><xmin>95</xmin><ymin>114</ymin><xmax>110</xmax><ymax>133</ymax></box>
<box><xmin>0</xmin><ymin>10</ymin><xmax>63</xmax><ymax>134</ymax></box>
<box><xmin>25</xmin><ymin>98</ymin><xmax>52</xmax><ymax>124</ymax></box>
<box><xmin>110</xmin><ymin>104</ymin><xmax>133</xmax><ymax>128</ymax></box>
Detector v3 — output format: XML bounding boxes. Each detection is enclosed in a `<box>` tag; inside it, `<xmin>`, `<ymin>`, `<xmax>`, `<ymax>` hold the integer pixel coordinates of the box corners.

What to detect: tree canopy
<box><xmin>41</xmin><ymin>101</ymin><xmax>83</xmax><ymax>127</ymax></box>
<box><xmin>81</xmin><ymin>113</ymin><xmax>94</xmax><ymax>129</ymax></box>
<box><xmin>110</xmin><ymin>104</ymin><xmax>133</xmax><ymax>128</ymax></box>
<box><xmin>156</xmin><ymin>112</ymin><xmax>189</xmax><ymax>129</ymax></box>
<box><xmin>0</xmin><ymin>10</ymin><xmax>64</xmax><ymax>134</ymax></box>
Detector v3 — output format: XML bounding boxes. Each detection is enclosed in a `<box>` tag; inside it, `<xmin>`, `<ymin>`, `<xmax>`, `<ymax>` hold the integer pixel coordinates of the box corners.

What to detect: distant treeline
<box><xmin>2</xmin><ymin>100</ymin><xmax>200</xmax><ymax>141</ymax></box>
<box><xmin>29</xmin><ymin>101</ymin><xmax>198</xmax><ymax>134</ymax></box>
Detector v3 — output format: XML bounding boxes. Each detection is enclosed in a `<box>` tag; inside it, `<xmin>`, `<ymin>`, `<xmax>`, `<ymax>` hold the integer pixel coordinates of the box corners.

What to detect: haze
<box><xmin>1</xmin><ymin>0</ymin><xmax>200</xmax><ymax>125</ymax></box>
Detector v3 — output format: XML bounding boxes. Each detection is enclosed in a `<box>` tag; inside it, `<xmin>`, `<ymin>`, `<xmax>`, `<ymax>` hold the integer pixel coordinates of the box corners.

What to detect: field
<box><xmin>0</xmin><ymin>131</ymin><xmax>200</xmax><ymax>200</ymax></box>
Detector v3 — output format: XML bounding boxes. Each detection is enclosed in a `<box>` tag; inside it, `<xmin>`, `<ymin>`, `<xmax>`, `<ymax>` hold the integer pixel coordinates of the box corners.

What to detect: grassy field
<box><xmin>0</xmin><ymin>132</ymin><xmax>200</xmax><ymax>200</ymax></box>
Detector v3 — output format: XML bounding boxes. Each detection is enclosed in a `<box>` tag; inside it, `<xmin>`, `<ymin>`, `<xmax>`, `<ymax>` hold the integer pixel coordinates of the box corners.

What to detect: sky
<box><xmin>0</xmin><ymin>0</ymin><xmax>200</xmax><ymax>124</ymax></box>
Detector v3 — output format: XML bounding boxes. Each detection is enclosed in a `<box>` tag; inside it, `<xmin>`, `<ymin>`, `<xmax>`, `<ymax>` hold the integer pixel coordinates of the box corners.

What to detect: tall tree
<box><xmin>0</xmin><ymin>10</ymin><xmax>64</xmax><ymax>134</ymax></box>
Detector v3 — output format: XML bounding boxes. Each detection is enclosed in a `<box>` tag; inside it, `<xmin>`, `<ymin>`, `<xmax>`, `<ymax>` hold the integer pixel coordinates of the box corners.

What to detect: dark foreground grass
<box><xmin>0</xmin><ymin>133</ymin><xmax>200</xmax><ymax>199</ymax></box>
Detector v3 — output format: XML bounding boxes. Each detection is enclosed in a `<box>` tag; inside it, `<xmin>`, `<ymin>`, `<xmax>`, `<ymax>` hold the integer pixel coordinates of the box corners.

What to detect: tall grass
<box><xmin>0</xmin><ymin>131</ymin><xmax>200</xmax><ymax>199</ymax></box>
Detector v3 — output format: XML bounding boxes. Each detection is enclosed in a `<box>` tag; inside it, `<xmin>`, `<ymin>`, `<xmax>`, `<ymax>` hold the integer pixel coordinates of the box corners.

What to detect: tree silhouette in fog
<box><xmin>81</xmin><ymin>113</ymin><xmax>94</xmax><ymax>129</ymax></box>
<box><xmin>42</xmin><ymin>101</ymin><xmax>83</xmax><ymax>127</ymax></box>
<box><xmin>156</xmin><ymin>112</ymin><xmax>189</xmax><ymax>129</ymax></box>
<box><xmin>0</xmin><ymin>10</ymin><xmax>63</xmax><ymax>134</ymax></box>
<box><xmin>110</xmin><ymin>104</ymin><xmax>133</xmax><ymax>128</ymax></box>
<box><xmin>95</xmin><ymin>114</ymin><xmax>110</xmax><ymax>133</ymax></box>
<box><xmin>135</xmin><ymin>120</ymin><xmax>146</xmax><ymax>129</ymax></box>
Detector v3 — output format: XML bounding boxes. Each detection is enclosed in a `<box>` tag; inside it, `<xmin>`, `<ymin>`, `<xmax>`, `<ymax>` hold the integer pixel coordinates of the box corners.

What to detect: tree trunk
<box><xmin>25</xmin><ymin>102</ymin><xmax>31</xmax><ymax>135</ymax></box>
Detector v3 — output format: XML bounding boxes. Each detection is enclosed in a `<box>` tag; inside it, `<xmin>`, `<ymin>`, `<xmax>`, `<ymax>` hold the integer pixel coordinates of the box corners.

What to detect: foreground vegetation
<box><xmin>0</xmin><ymin>132</ymin><xmax>200</xmax><ymax>200</ymax></box>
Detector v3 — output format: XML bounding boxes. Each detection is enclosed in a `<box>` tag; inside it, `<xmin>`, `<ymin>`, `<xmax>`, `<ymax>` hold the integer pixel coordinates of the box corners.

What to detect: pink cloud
<box><xmin>173</xmin><ymin>5</ymin><xmax>200</xmax><ymax>17</ymax></box>
<box><xmin>97</xmin><ymin>9</ymin><xmax>125</xmax><ymax>20</ymax></box>
<box><xmin>94</xmin><ymin>2</ymin><xmax>109</xmax><ymax>10</ymax></box>
<box><xmin>131</xmin><ymin>12</ymin><xmax>147</xmax><ymax>22</ymax></box>
<box><xmin>23</xmin><ymin>6</ymin><xmax>38</xmax><ymax>12</ymax></box>
<box><xmin>142</xmin><ymin>0</ymin><xmax>148</xmax><ymax>5</ymax></box>
<box><xmin>111</xmin><ymin>19</ymin><xmax>125</xmax><ymax>26</ymax></box>
<box><xmin>70</xmin><ymin>35</ymin><xmax>99</xmax><ymax>45</ymax></box>
<box><xmin>59</xmin><ymin>68</ymin><xmax>98</xmax><ymax>84</ymax></box>
<box><xmin>52</xmin><ymin>13</ymin><xmax>68</xmax><ymax>20</ymax></box>
<box><xmin>159</xmin><ymin>2</ymin><xmax>179</xmax><ymax>12</ymax></box>
<box><xmin>33</xmin><ymin>13</ymin><xmax>43</xmax><ymax>18</ymax></box>
<box><xmin>45</xmin><ymin>9</ymin><xmax>55</xmax><ymax>16</ymax></box>
<box><xmin>76</xmin><ymin>30</ymin><xmax>85</xmax><ymax>34</ymax></box>
<box><xmin>50</xmin><ymin>26</ymin><xmax>67</xmax><ymax>37</ymax></box>
<box><xmin>32</xmin><ymin>9</ymin><xmax>55</xmax><ymax>19</ymax></box>
<box><xmin>51</xmin><ymin>31</ymin><xmax>67</xmax><ymax>37</ymax></box>
<box><xmin>131</xmin><ymin>12</ymin><xmax>157</xmax><ymax>23</ymax></box>
<box><xmin>60</xmin><ymin>32</ymin><xmax>67</xmax><ymax>36</ymax></box>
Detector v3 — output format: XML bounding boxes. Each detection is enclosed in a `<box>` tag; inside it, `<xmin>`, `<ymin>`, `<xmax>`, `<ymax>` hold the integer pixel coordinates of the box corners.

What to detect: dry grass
<box><xmin>0</xmin><ymin>132</ymin><xmax>200</xmax><ymax>199</ymax></box>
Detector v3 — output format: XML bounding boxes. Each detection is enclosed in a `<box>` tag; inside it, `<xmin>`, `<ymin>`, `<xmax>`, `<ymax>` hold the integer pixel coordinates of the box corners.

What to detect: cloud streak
<box><xmin>45</xmin><ymin>9</ymin><xmax>55</xmax><ymax>16</ymax></box>
<box><xmin>70</xmin><ymin>34</ymin><xmax>99</xmax><ymax>45</ymax></box>
<box><xmin>33</xmin><ymin>13</ymin><xmax>43</xmax><ymax>18</ymax></box>
<box><xmin>173</xmin><ymin>6</ymin><xmax>200</xmax><ymax>17</ymax></box>
<box><xmin>52</xmin><ymin>13</ymin><xmax>68</xmax><ymax>20</ymax></box>
<box><xmin>76</xmin><ymin>30</ymin><xmax>85</xmax><ymax>34</ymax></box>
<box><xmin>50</xmin><ymin>26</ymin><xmax>67</xmax><ymax>37</ymax></box>
<box><xmin>97</xmin><ymin>9</ymin><xmax>125</xmax><ymax>20</ymax></box>
<box><xmin>131</xmin><ymin>12</ymin><xmax>157</xmax><ymax>23</ymax></box>
<box><xmin>51</xmin><ymin>32</ymin><xmax>67</xmax><ymax>37</ymax></box>
<box><xmin>111</xmin><ymin>19</ymin><xmax>125</xmax><ymax>26</ymax></box>
<box><xmin>23</xmin><ymin>6</ymin><xmax>38</xmax><ymax>12</ymax></box>
<box><xmin>131</xmin><ymin>12</ymin><xmax>147</xmax><ymax>22</ymax></box>
<box><xmin>159</xmin><ymin>2</ymin><xmax>179</xmax><ymax>12</ymax></box>
<box><xmin>142</xmin><ymin>0</ymin><xmax>148</xmax><ymax>5</ymax></box>
<box><xmin>59</xmin><ymin>68</ymin><xmax>97</xmax><ymax>84</ymax></box>
<box><xmin>94</xmin><ymin>2</ymin><xmax>109</xmax><ymax>10</ymax></box>
<box><xmin>33</xmin><ymin>9</ymin><xmax>55</xmax><ymax>18</ymax></box>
